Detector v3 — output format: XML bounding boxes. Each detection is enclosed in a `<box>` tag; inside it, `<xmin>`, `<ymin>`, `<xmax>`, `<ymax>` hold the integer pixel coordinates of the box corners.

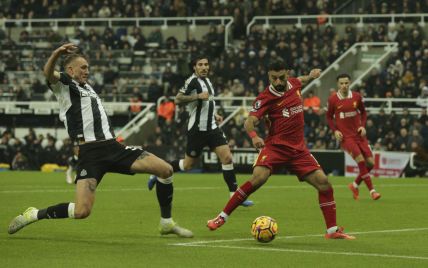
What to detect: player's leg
<box><xmin>207</xmin><ymin>166</ymin><xmax>270</xmax><ymax>230</ymax></box>
<box><xmin>343</xmin><ymin>140</ymin><xmax>366</xmax><ymax>200</ymax></box>
<box><xmin>66</xmin><ymin>165</ymin><xmax>74</xmax><ymax>184</ymax></box>
<box><xmin>147</xmin><ymin>132</ymin><xmax>202</xmax><ymax>190</ymax></box>
<box><xmin>130</xmin><ymin>152</ymin><xmax>193</xmax><ymax>238</ymax></box>
<box><xmin>303</xmin><ymin>170</ymin><xmax>355</xmax><ymax>240</ymax></box>
<box><xmin>214</xmin><ymin>144</ymin><xmax>254</xmax><ymax>207</ymax></box>
<box><xmin>361</xmin><ymin>142</ymin><xmax>381</xmax><ymax>200</ymax></box>
<box><xmin>8</xmin><ymin>178</ymin><xmax>96</xmax><ymax>234</ymax></box>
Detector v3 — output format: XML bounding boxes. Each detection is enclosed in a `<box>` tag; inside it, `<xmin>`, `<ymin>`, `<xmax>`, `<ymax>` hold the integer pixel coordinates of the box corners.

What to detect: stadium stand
<box><xmin>0</xmin><ymin>1</ymin><xmax>427</xmax><ymax>175</ymax></box>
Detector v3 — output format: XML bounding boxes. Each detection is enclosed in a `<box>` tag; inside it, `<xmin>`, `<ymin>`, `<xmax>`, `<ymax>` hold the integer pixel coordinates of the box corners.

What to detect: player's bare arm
<box><xmin>298</xmin><ymin>68</ymin><xmax>322</xmax><ymax>86</ymax></box>
<box><xmin>215</xmin><ymin>114</ymin><xmax>223</xmax><ymax>124</ymax></box>
<box><xmin>43</xmin><ymin>43</ymin><xmax>78</xmax><ymax>84</ymax></box>
<box><xmin>175</xmin><ymin>91</ymin><xmax>209</xmax><ymax>105</ymax></box>
<box><xmin>244</xmin><ymin>115</ymin><xmax>264</xmax><ymax>149</ymax></box>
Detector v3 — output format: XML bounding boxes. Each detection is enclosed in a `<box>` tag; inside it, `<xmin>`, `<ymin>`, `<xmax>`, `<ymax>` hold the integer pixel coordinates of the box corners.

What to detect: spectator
<box><xmin>416</xmin><ymin>86</ymin><xmax>428</xmax><ymax>107</ymax></box>
<box><xmin>303</xmin><ymin>90</ymin><xmax>321</xmax><ymax>114</ymax></box>
<box><xmin>12</xmin><ymin>151</ymin><xmax>29</xmax><ymax>170</ymax></box>
<box><xmin>157</xmin><ymin>97</ymin><xmax>176</xmax><ymax>127</ymax></box>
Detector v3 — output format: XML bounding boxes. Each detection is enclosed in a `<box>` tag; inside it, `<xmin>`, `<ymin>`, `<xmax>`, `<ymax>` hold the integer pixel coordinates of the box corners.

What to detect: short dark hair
<box><xmin>190</xmin><ymin>54</ymin><xmax>209</xmax><ymax>67</ymax></box>
<box><xmin>336</xmin><ymin>73</ymin><xmax>351</xmax><ymax>81</ymax></box>
<box><xmin>63</xmin><ymin>53</ymin><xmax>88</xmax><ymax>68</ymax></box>
<box><xmin>268</xmin><ymin>60</ymin><xmax>287</xmax><ymax>72</ymax></box>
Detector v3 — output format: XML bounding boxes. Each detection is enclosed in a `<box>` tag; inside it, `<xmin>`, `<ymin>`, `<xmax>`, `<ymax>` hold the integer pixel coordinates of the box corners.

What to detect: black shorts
<box><xmin>186</xmin><ymin>128</ymin><xmax>228</xmax><ymax>158</ymax></box>
<box><xmin>75</xmin><ymin>139</ymin><xmax>145</xmax><ymax>184</ymax></box>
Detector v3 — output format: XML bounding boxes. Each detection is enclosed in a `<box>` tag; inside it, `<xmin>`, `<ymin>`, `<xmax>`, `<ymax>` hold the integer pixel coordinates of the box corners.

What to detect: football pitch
<box><xmin>1</xmin><ymin>172</ymin><xmax>427</xmax><ymax>267</ymax></box>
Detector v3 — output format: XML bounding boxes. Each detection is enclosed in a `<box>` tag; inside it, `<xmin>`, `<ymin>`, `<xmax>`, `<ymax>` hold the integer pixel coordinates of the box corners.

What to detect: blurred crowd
<box><xmin>1</xmin><ymin>19</ymin><xmax>427</xmax><ymax>103</ymax></box>
<box><xmin>0</xmin><ymin>128</ymin><xmax>74</xmax><ymax>170</ymax></box>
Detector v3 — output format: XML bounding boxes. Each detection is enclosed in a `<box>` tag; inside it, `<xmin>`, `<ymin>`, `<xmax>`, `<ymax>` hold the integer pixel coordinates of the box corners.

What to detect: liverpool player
<box><xmin>327</xmin><ymin>74</ymin><xmax>381</xmax><ymax>200</ymax></box>
<box><xmin>207</xmin><ymin>61</ymin><xmax>355</xmax><ymax>240</ymax></box>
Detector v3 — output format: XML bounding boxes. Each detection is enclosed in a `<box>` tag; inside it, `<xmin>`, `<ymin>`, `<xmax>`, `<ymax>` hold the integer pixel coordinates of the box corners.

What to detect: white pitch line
<box><xmin>182</xmin><ymin>244</ymin><xmax>428</xmax><ymax>261</ymax></box>
<box><xmin>0</xmin><ymin>183</ymin><xmax>426</xmax><ymax>194</ymax></box>
<box><xmin>170</xmin><ymin>227</ymin><xmax>428</xmax><ymax>261</ymax></box>
<box><xmin>170</xmin><ymin>227</ymin><xmax>428</xmax><ymax>246</ymax></box>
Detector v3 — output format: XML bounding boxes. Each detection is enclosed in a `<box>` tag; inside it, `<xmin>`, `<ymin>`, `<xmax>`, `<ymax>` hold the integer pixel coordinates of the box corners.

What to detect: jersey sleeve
<box><xmin>46</xmin><ymin>72</ymin><xmax>71</xmax><ymax>92</ymax></box>
<box><xmin>249</xmin><ymin>94</ymin><xmax>270</xmax><ymax>119</ymax></box>
<box><xmin>326</xmin><ymin>97</ymin><xmax>337</xmax><ymax>131</ymax></box>
<box><xmin>290</xmin><ymin>77</ymin><xmax>302</xmax><ymax>92</ymax></box>
<box><xmin>179</xmin><ymin>77</ymin><xmax>198</xmax><ymax>95</ymax></box>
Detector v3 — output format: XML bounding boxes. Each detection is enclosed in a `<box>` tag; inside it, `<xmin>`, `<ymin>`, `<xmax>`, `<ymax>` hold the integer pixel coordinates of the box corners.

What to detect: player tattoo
<box><xmin>86</xmin><ymin>180</ymin><xmax>97</xmax><ymax>192</ymax></box>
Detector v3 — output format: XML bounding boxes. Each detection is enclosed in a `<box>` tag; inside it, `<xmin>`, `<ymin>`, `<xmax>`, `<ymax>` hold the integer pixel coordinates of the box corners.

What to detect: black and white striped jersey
<box><xmin>48</xmin><ymin>72</ymin><xmax>115</xmax><ymax>142</ymax></box>
<box><xmin>179</xmin><ymin>74</ymin><xmax>217</xmax><ymax>131</ymax></box>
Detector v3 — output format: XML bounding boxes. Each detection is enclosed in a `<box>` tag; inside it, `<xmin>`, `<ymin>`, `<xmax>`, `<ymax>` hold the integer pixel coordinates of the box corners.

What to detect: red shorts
<box><xmin>254</xmin><ymin>144</ymin><xmax>321</xmax><ymax>181</ymax></box>
<box><xmin>341</xmin><ymin>138</ymin><xmax>373</xmax><ymax>159</ymax></box>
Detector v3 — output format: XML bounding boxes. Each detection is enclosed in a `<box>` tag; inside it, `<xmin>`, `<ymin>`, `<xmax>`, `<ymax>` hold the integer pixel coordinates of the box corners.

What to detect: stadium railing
<box><xmin>156</xmin><ymin>96</ymin><xmax>426</xmax><ymax>130</ymax></box>
<box><xmin>3</xmin><ymin>16</ymin><xmax>234</xmax><ymax>48</ymax></box>
<box><xmin>0</xmin><ymin>101</ymin><xmax>152</xmax><ymax>116</ymax></box>
<box><xmin>247</xmin><ymin>13</ymin><xmax>428</xmax><ymax>35</ymax></box>
<box><xmin>301</xmin><ymin>42</ymin><xmax>399</xmax><ymax>104</ymax></box>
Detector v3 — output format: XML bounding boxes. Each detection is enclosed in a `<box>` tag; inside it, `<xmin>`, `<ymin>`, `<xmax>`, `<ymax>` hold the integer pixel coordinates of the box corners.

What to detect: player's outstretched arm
<box><xmin>298</xmin><ymin>68</ymin><xmax>322</xmax><ymax>86</ymax></box>
<box><xmin>244</xmin><ymin>115</ymin><xmax>264</xmax><ymax>150</ymax></box>
<box><xmin>44</xmin><ymin>43</ymin><xmax>78</xmax><ymax>84</ymax></box>
<box><xmin>175</xmin><ymin>91</ymin><xmax>209</xmax><ymax>105</ymax></box>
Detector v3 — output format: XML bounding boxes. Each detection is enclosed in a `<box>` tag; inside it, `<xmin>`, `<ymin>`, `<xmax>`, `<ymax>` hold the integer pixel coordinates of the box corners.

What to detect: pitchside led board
<box><xmin>345</xmin><ymin>151</ymin><xmax>412</xmax><ymax>178</ymax></box>
<box><xmin>202</xmin><ymin>149</ymin><xmax>412</xmax><ymax>178</ymax></box>
<box><xmin>202</xmin><ymin>149</ymin><xmax>344</xmax><ymax>175</ymax></box>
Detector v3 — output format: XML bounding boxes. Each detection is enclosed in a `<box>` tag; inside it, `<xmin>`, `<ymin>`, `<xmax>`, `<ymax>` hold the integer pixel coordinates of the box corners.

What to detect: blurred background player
<box><xmin>8</xmin><ymin>43</ymin><xmax>193</xmax><ymax>238</ymax></box>
<box><xmin>207</xmin><ymin>61</ymin><xmax>355</xmax><ymax>240</ymax></box>
<box><xmin>326</xmin><ymin>74</ymin><xmax>381</xmax><ymax>201</ymax></box>
<box><xmin>65</xmin><ymin>143</ymin><xmax>78</xmax><ymax>184</ymax></box>
<box><xmin>148</xmin><ymin>55</ymin><xmax>253</xmax><ymax>207</ymax></box>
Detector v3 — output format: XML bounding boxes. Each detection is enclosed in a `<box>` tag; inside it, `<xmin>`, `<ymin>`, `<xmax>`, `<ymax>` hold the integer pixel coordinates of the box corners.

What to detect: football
<box><xmin>251</xmin><ymin>216</ymin><xmax>278</xmax><ymax>243</ymax></box>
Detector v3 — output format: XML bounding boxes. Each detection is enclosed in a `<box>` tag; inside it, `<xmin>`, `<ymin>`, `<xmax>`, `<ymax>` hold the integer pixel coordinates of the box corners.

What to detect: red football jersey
<box><xmin>326</xmin><ymin>90</ymin><xmax>367</xmax><ymax>141</ymax></box>
<box><xmin>249</xmin><ymin>77</ymin><xmax>305</xmax><ymax>151</ymax></box>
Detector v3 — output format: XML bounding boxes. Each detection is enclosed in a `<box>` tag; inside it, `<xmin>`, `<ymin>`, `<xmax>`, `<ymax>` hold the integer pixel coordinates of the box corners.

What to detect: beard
<box><xmin>274</xmin><ymin>84</ymin><xmax>286</xmax><ymax>92</ymax></box>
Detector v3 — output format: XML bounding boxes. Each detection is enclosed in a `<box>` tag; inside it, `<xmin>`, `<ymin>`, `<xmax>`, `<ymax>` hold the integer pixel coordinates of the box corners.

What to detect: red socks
<box><xmin>223</xmin><ymin>181</ymin><xmax>254</xmax><ymax>215</ymax></box>
<box><xmin>357</xmin><ymin>160</ymin><xmax>374</xmax><ymax>190</ymax></box>
<box><xmin>319</xmin><ymin>187</ymin><xmax>337</xmax><ymax>229</ymax></box>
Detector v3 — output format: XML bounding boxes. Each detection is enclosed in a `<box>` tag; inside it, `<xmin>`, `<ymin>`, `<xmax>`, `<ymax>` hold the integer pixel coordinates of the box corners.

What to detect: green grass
<box><xmin>0</xmin><ymin>171</ymin><xmax>428</xmax><ymax>267</ymax></box>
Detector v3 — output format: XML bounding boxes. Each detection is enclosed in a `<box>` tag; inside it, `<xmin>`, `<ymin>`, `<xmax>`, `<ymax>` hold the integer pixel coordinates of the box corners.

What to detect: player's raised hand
<box><xmin>55</xmin><ymin>43</ymin><xmax>79</xmax><ymax>56</ymax></box>
<box><xmin>252</xmin><ymin>136</ymin><xmax>265</xmax><ymax>150</ymax></box>
<box><xmin>358</xmin><ymin>127</ymin><xmax>366</xmax><ymax>137</ymax></box>
<box><xmin>334</xmin><ymin>130</ymin><xmax>343</xmax><ymax>141</ymax></box>
<box><xmin>309</xmin><ymin>69</ymin><xmax>322</xmax><ymax>79</ymax></box>
<box><xmin>215</xmin><ymin>114</ymin><xmax>223</xmax><ymax>124</ymax></box>
<box><xmin>198</xmin><ymin>92</ymin><xmax>209</xmax><ymax>101</ymax></box>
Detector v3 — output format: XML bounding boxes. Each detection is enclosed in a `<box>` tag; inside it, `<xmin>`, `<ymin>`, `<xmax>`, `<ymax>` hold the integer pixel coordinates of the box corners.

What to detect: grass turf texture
<box><xmin>1</xmin><ymin>171</ymin><xmax>427</xmax><ymax>267</ymax></box>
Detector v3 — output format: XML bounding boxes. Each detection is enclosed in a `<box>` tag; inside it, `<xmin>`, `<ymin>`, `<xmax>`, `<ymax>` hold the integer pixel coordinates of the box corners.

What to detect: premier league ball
<box><xmin>251</xmin><ymin>216</ymin><xmax>278</xmax><ymax>243</ymax></box>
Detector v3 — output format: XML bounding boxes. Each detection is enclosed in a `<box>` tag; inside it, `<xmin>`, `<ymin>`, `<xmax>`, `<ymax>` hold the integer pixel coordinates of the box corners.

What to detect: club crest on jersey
<box><xmin>251</xmin><ymin>100</ymin><xmax>262</xmax><ymax>112</ymax></box>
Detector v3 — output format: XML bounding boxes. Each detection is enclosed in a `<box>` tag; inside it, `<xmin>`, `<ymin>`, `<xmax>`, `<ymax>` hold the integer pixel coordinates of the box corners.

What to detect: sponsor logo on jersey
<box><xmin>282</xmin><ymin>104</ymin><xmax>303</xmax><ymax>117</ymax></box>
<box><xmin>282</xmin><ymin>108</ymin><xmax>290</xmax><ymax>117</ymax></box>
<box><xmin>339</xmin><ymin>111</ymin><xmax>357</xmax><ymax>119</ymax></box>
<box><xmin>80</xmin><ymin>169</ymin><xmax>87</xmax><ymax>176</ymax></box>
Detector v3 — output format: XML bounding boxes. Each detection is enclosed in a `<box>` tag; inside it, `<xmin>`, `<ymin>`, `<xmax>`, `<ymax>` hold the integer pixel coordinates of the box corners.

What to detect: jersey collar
<box><xmin>268</xmin><ymin>81</ymin><xmax>292</xmax><ymax>97</ymax></box>
<box><xmin>337</xmin><ymin>90</ymin><xmax>352</xmax><ymax>100</ymax></box>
